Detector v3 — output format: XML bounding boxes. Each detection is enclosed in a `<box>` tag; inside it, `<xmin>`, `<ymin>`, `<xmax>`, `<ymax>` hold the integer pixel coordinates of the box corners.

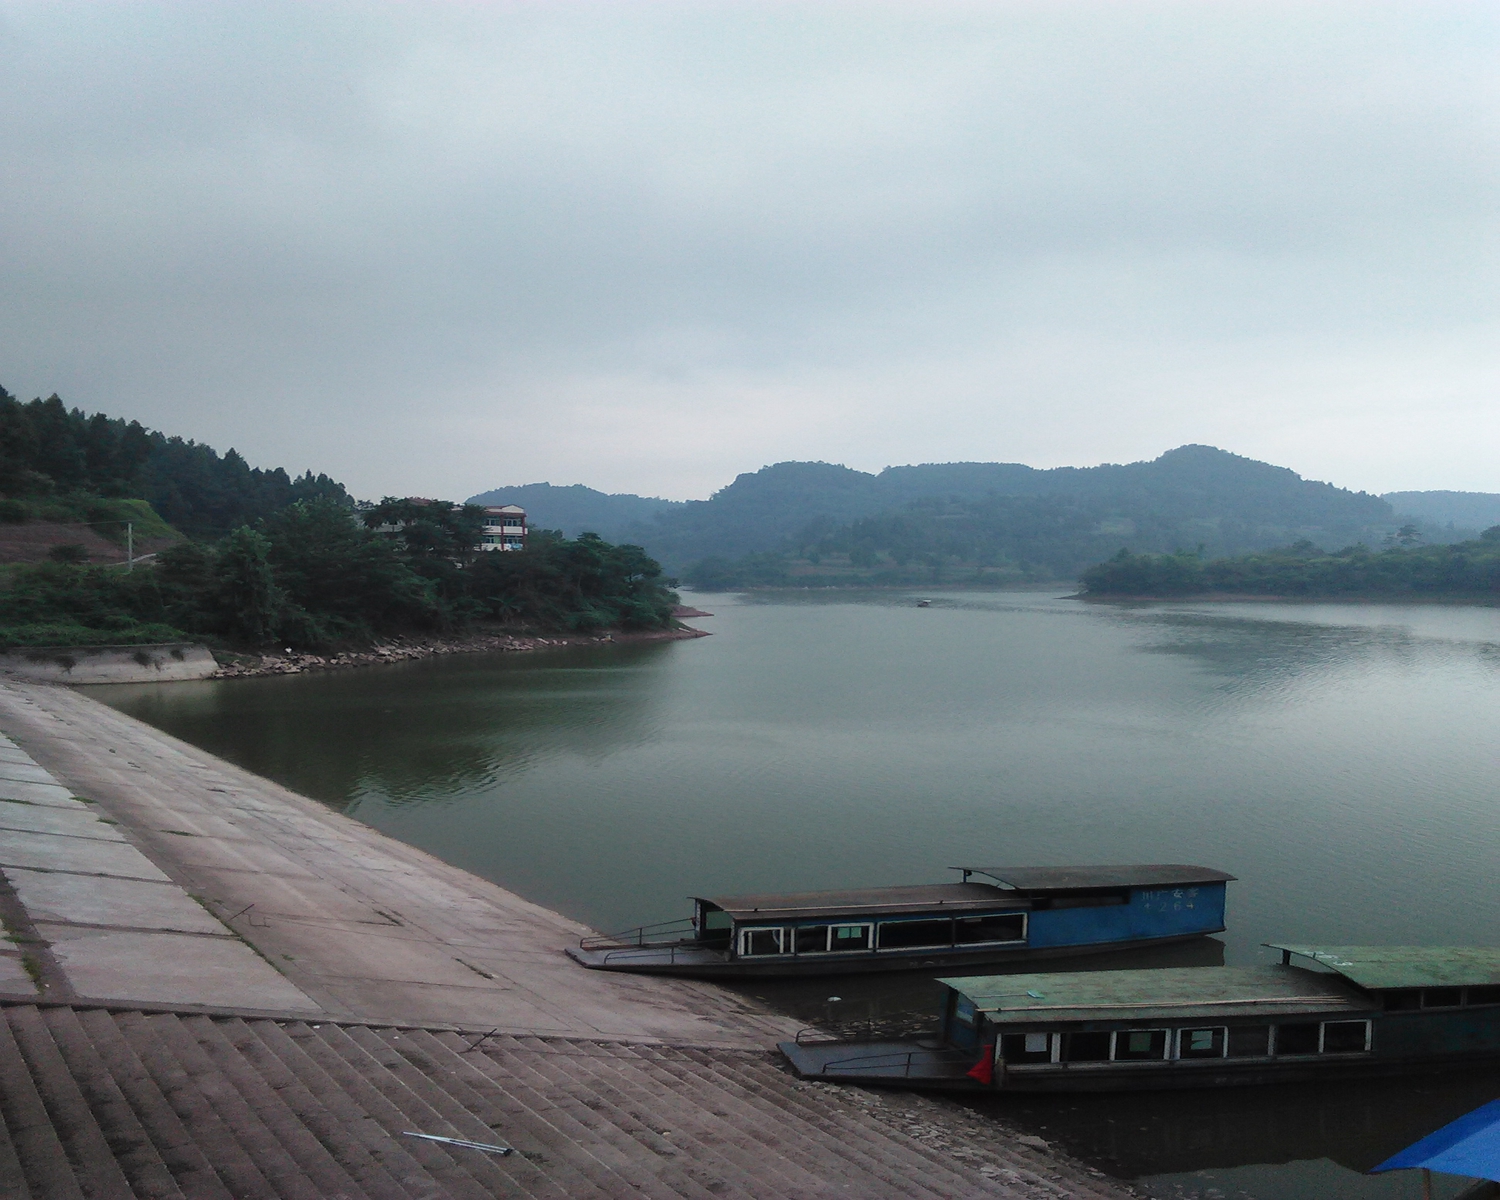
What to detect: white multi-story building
<box><xmin>477</xmin><ymin>505</ymin><xmax>527</xmax><ymax>551</ymax></box>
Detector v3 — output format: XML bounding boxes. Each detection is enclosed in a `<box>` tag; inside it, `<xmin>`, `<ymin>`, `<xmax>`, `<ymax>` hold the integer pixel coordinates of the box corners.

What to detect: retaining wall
<box><xmin>0</xmin><ymin>643</ymin><xmax>217</xmax><ymax>683</ymax></box>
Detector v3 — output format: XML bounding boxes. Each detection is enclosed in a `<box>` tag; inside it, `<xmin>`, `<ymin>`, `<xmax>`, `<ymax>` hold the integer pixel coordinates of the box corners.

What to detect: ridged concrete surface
<box><xmin>0</xmin><ymin>1003</ymin><xmax>1133</xmax><ymax>1200</ymax></box>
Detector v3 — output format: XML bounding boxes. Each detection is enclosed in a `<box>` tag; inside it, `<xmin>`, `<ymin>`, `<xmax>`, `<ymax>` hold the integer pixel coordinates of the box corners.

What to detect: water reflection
<box><xmin>1002</xmin><ymin>1070</ymin><xmax>1500</xmax><ymax>1178</ymax></box>
<box><xmin>93</xmin><ymin>642</ymin><xmax>674</xmax><ymax>809</ymax></box>
<box><xmin>1006</xmin><ymin>1070</ymin><xmax>1500</xmax><ymax>1199</ymax></box>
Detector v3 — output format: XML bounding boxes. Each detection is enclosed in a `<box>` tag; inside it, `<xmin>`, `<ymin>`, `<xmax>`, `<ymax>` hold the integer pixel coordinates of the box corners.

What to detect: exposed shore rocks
<box><xmin>209</xmin><ymin>623</ymin><xmax>710</xmax><ymax>679</ymax></box>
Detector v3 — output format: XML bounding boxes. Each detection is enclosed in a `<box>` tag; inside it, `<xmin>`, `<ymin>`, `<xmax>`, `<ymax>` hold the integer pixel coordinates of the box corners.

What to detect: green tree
<box><xmin>214</xmin><ymin>528</ymin><xmax>286</xmax><ymax>642</ymax></box>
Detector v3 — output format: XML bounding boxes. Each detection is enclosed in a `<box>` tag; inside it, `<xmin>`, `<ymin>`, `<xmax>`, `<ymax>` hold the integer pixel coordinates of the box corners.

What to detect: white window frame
<box><xmin>1318</xmin><ymin>1019</ymin><xmax>1373</xmax><ymax>1054</ymax></box>
<box><xmin>738</xmin><ymin>926</ymin><xmax>786</xmax><ymax>957</ymax></box>
<box><xmin>996</xmin><ymin>1031</ymin><xmax>1058</xmax><ymax>1068</ymax></box>
<box><xmin>1174</xmin><ymin>1026</ymin><xmax>1229</xmax><ymax>1060</ymax></box>
<box><xmin>1111</xmin><ymin>1028</ymin><xmax>1171</xmax><ymax>1062</ymax></box>
<box><xmin>826</xmin><ymin>923</ymin><xmax>874</xmax><ymax>953</ymax></box>
<box><xmin>791</xmin><ymin>925</ymin><xmax>832</xmax><ymax>955</ymax></box>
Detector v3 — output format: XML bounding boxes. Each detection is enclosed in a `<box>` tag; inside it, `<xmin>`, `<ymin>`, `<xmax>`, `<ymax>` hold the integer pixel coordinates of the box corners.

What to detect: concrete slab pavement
<box><xmin>0</xmin><ymin>827</ymin><xmax>172</xmax><ymax>879</ymax></box>
<box><xmin>38</xmin><ymin>925</ymin><xmax>321</xmax><ymax>1008</ymax></box>
<box><xmin>0</xmin><ymin>798</ymin><xmax>127</xmax><ymax>839</ymax></box>
<box><xmin>0</xmin><ymin>714</ymin><xmax>321</xmax><ymax>1012</ymax></box>
<box><xmin>0</xmin><ymin>778</ymin><xmax>86</xmax><ymax>807</ymax></box>
<box><xmin>0</xmin><ymin>954</ymin><xmax>31</xmax><ymax>989</ymax></box>
<box><xmin>5</xmin><ymin>868</ymin><xmax>225</xmax><ymax>933</ymax></box>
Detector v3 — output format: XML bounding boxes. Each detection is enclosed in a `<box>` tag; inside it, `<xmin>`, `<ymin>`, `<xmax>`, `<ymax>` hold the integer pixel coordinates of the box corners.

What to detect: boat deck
<box><xmin>779</xmin><ymin>1038</ymin><xmax>983</xmax><ymax>1088</ymax></box>
<box><xmin>566</xmin><ymin>944</ymin><xmax>731</xmax><ymax>971</ymax></box>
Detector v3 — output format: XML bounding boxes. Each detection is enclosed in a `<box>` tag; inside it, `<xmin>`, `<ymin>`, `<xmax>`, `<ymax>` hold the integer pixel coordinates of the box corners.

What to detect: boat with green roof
<box><xmin>779</xmin><ymin>945</ymin><xmax>1500</xmax><ymax>1091</ymax></box>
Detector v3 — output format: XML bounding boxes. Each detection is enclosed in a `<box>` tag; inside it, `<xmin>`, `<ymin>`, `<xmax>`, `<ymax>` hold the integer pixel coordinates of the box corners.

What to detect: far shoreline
<box><xmin>1077</xmin><ymin>591</ymin><xmax>1500</xmax><ymax>606</ymax></box>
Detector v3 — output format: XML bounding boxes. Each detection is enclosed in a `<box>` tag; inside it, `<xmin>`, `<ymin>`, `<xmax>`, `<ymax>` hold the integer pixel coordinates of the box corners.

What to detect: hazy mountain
<box><xmin>653</xmin><ymin>446</ymin><xmax>1395</xmax><ymax>571</ymax></box>
<box><xmin>474</xmin><ymin>447</ymin><xmax>1408</xmax><ymax>584</ymax></box>
<box><xmin>465</xmin><ymin>482</ymin><xmax>683</xmax><ymax>541</ymax></box>
<box><xmin>1383</xmin><ymin>490</ymin><xmax>1500</xmax><ymax>533</ymax></box>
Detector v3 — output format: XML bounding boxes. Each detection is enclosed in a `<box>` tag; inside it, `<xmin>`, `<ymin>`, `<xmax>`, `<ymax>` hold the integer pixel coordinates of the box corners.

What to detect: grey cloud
<box><xmin>0</xmin><ymin>2</ymin><xmax>1495</xmax><ymax>499</ymax></box>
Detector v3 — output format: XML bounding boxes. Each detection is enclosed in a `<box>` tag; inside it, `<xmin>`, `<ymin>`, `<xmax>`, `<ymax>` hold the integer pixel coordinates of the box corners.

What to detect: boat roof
<box><xmin>959</xmin><ymin>864</ymin><xmax>1235</xmax><ymax>890</ymax></box>
<box><xmin>937</xmin><ymin>965</ymin><xmax>1370</xmax><ymax>1025</ymax></box>
<box><xmin>1267</xmin><ymin>945</ymin><xmax>1500</xmax><ymax>990</ymax></box>
<box><xmin>698</xmin><ymin>882</ymin><xmax>1022</xmax><ymax>922</ymax></box>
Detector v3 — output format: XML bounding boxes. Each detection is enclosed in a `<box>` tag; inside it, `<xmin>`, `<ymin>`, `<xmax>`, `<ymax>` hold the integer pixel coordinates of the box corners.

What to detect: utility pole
<box><xmin>126</xmin><ymin>522</ymin><xmax>133</xmax><ymax>572</ymax></box>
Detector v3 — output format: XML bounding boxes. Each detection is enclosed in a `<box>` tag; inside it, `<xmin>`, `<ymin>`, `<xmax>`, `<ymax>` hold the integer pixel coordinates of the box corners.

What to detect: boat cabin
<box><xmin>779</xmin><ymin>945</ymin><xmax>1500</xmax><ymax>1091</ymax></box>
<box><xmin>568</xmin><ymin>863</ymin><xmax>1232</xmax><ymax>977</ymax></box>
<box><xmin>696</xmin><ymin>864</ymin><xmax>1231</xmax><ymax>963</ymax></box>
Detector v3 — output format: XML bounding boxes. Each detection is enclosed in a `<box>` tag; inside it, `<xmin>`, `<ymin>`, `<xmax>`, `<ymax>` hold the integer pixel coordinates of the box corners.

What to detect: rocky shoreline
<box><xmin>210</xmin><ymin>622</ymin><xmax>710</xmax><ymax>679</ymax></box>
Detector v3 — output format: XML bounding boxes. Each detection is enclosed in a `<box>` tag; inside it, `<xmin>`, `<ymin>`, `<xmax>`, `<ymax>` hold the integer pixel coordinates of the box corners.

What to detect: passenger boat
<box><xmin>565</xmin><ymin>864</ymin><xmax>1233</xmax><ymax>977</ymax></box>
<box><xmin>780</xmin><ymin>945</ymin><xmax>1500</xmax><ymax>1091</ymax></box>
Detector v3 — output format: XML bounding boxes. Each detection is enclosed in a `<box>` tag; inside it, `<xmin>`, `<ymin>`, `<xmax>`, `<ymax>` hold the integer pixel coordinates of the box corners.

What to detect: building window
<box><xmin>739</xmin><ymin>928</ymin><xmax>786</xmax><ymax>956</ymax></box>
<box><xmin>1114</xmin><ymin>1030</ymin><xmax>1168</xmax><ymax>1061</ymax></box>
<box><xmin>793</xmin><ymin>926</ymin><xmax>829</xmax><ymax>954</ymax></box>
<box><xmin>999</xmin><ymin>1033</ymin><xmax>1053</xmax><ymax>1064</ymax></box>
<box><xmin>954</xmin><ymin>914</ymin><xmax>1026</xmax><ymax>944</ymax></box>
<box><xmin>1178</xmin><ymin>1027</ymin><xmax>1226</xmax><ymax>1059</ymax></box>
<box><xmin>1061</xmin><ymin>1032</ymin><xmax>1112</xmax><ymax>1063</ymax></box>
<box><xmin>1225</xmin><ymin>1026</ymin><xmax>1271</xmax><ymax>1057</ymax></box>
<box><xmin>829</xmin><ymin>924</ymin><xmax>872</xmax><ymax>952</ymax></box>
<box><xmin>1321</xmin><ymin>1021</ymin><xmax>1371</xmax><ymax>1053</ymax></box>
<box><xmin>877</xmin><ymin>919</ymin><xmax>952</xmax><ymax>950</ymax></box>
<box><xmin>1274</xmin><ymin>1023</ymin><xmax>1321</xmax><ymax>1056</ymax></box>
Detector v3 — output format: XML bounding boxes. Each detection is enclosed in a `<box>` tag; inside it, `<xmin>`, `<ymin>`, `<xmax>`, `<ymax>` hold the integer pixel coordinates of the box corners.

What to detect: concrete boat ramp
<box><xmin>0</xmin><ymin>680</ymin><xmax>1131</xmax><ymax>1199</ymax></box>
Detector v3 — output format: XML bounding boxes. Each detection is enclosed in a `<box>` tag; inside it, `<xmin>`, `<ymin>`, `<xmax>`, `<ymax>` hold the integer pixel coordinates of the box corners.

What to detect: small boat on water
<box><xmin>565</xmin><ymin>864</ymin><xmax>1233</xmax><ymax>978</ymax></box>
<box><xmin>780</xmin><ymin>944</ymin><xmax>1500</xmax><ymax>1091</ymax></box>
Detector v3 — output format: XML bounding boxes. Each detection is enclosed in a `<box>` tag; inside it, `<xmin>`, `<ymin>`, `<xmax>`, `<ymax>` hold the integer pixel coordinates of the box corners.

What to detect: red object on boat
<box><xmin>966</xmin><ymin>1046</ymin><xmax>994</xmax><ymax>1084</ymax></box>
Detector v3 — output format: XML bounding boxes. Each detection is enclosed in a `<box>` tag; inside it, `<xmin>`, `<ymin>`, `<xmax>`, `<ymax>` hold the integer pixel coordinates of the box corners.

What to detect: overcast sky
<box><xmin>2</xmin><ymin>2</ymin><xmax>1496</xmax><ymax>501</ymax></box>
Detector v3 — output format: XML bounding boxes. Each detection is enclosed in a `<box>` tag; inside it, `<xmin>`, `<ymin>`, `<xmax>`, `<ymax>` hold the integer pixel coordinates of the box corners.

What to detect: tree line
<box><xmin>0</xmin><ymin>389</ymin><xmax>680</xmax><ymax>649</ymax></box>
<box><xmin>1079</xmin><ymin>530</ymin><xmax>1500</xmax><ymax>599</ymax></box>
<box><xmin>0</xmin><ymin>388</ymin><xmax>349</xmax><ymax>537</ymax></box>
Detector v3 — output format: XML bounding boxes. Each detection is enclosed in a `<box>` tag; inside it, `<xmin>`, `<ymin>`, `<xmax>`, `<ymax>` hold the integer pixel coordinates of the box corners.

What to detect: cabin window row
<box><xmin>1382</xmin><ymin>986</ymin><xmax>1500</xmax><ymax>1011</ymax></box>
<box><xmin>998</xmin><ymin>1020</ymin><xmax>1372</xmax><ymax>1066</ymax></box>
<box><xmin>737</xmin><ymin>913</ymin><xmax>1026</xmax><ymax>957</ymax></box>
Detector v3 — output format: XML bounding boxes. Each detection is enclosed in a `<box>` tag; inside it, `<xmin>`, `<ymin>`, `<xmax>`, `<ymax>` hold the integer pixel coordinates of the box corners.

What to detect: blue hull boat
<box><xmin>567</xmin><ymin>864</ymin><xmax>1233</xmax><ymax>977</ymax></box>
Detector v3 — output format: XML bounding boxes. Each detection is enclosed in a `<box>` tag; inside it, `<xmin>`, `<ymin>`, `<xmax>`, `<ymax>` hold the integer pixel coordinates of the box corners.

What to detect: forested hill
<box><xmin>475</xmin><ymin>446</ymin><xmax>1403</xmax><ymax>587</ymax></box>
<box><xmin>0</xmin><ymin>388</ymin><xmax>682</xmax><ymax>649</ymax></box>
<box><xmin>0</xmin><ymin>388</ymin><xmax>350</xmax><ymax>538</ymax></box>
<box><xmin>675</xmin><ymin>446</ymin><xmax>1395</xmax><ymax>571</ymax></box>
<box><xmin>478</xmin><ymin>445</ymin><xmax>1403</xmax><ymax>579</ymax></box>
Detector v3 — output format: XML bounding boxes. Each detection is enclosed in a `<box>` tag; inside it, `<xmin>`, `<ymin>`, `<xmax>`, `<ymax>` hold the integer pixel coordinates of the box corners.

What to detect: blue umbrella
<box><xmin>1371</xmin><ymin>1097</ymin><xmax>1500</xmax><ymax>1199</ymax></box>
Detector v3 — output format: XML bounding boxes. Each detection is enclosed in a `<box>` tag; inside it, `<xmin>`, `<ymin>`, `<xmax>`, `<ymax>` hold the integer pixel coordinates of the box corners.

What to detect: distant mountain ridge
<box><xmin>473</xmin><ymin>446</ymin><xmax>1419</xmax><ymax>583</ymax></box>
<box><xmin>1382</xmin><ymin>490</ymin><xmax>1500</xmax><ymax>533</ymax></box>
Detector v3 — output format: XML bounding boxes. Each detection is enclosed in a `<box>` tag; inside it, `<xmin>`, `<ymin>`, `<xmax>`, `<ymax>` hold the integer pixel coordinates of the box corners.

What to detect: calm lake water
<box><xmin>87</xmin><ymin>590</ymin><xmax>1500</xmax><ymax>1199</ymax></box>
